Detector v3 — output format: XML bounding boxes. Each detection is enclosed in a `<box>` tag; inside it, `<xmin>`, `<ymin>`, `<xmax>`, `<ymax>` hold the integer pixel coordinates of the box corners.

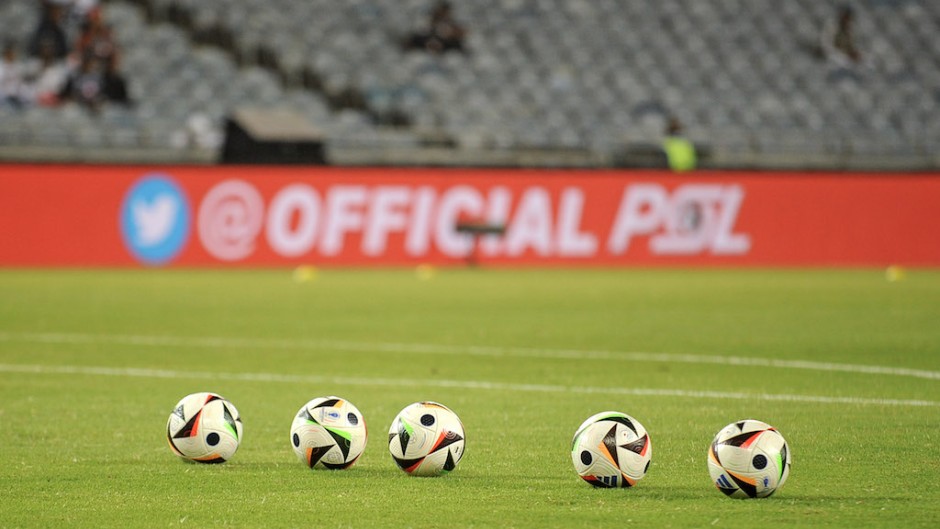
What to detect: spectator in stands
<box><xmin>405</xmin><ymin>1</ymin><xmax>467</xmax><ymax>54</ymax></box>
<box><xmin>0</xmin><ymin>41</ymin><xmax>28</xmax><ymax>109</ymax></box>
<box><xmin>820</xmin><ymin>6</ymin><xmax>862</xmax><ymax>67</ymax></box>
<box><xmin>28</xmin><ymin>1</ymin><xmax>70</xmax><ymax>60</ymax></box>
<box><xmin>23</xmin><ymin>39</ymin><xmax>70</xmax><ymax>107</ymax></box>
<box><xmin>661</xmin><ymin>117</ymin><xmax>696</xmax><ymax>172</ymax></box>
<box><xmin>101</xmin><ymin>55</ymin><xmax>130</xmax><ymax>106</ymax></box>
<box><xmin>74</xmin><ymin>9</ymin><xmax>117</xmax><ymax>66</ymax></box>
<box><xmin>58</xmin><ymin>52</ymin><xmax>105</xmax><ymax>109</ymax></box>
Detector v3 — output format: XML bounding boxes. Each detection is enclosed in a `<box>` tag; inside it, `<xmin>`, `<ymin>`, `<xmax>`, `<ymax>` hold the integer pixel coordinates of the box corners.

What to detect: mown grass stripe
<box><xmin>0</xmin><ymin>363</ymin><xmax>936</xmax><ymax>408</ymax></box>
<box><xmin>1</xmin><ymin>330</ymin><xmax>939</xmax><ymax>381</ymax></box>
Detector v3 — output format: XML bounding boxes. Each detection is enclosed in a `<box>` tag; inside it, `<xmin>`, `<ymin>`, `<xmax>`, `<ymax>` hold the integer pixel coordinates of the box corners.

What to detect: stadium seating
<box><xmin>1</xmin><ymin>0</ymin><xmax>938</xmax><ymax>168</ymax></box>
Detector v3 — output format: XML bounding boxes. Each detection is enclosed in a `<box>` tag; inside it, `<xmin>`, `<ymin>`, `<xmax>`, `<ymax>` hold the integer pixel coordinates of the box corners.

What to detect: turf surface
<box><xmin>0</xmin><ymin>268</ymin><xmax>938</xmax><ymax>528</ymax></box>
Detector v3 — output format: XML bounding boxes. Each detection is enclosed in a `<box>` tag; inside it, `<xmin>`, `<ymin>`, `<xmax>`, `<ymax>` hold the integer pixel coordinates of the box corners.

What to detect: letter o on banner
<box><xmin>267</xmin><ymin>184</ymin><xmax>321</xmax><ymax>257</ymax></box>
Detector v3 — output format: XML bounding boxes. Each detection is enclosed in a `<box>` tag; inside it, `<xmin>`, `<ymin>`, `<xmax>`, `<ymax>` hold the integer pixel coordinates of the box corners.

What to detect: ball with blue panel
<box><xmin>290</xmin><ymin>396</ymin><xmax>368</xmax><ymax>470</ymax></box>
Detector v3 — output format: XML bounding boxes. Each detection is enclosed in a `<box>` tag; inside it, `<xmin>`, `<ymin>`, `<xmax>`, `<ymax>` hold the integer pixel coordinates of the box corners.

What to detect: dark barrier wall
<box><xmin>1</xmin><ymin>165</ymin><xmax>938</xmax><ymax>267</ymax></box>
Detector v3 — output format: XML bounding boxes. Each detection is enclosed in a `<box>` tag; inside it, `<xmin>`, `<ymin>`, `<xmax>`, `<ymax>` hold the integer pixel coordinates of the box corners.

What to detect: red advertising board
<box><xmin>1</xmin><ymin>164</ymin><xmax>939</xmax><ymax>267</ymax></box>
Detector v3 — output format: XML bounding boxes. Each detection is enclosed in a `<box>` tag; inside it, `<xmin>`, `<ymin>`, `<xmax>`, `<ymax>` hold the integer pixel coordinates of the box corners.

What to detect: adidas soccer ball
<box><xmin>290</xmin><ymin>396</ymin><xmax>367</xmax><ymax>470</ymax></box>
<box><xmin>571</xmin><ymin>411</ymin><xmax>652</xmax><ymax>488</ymax></box>
<box><xmin>707</xmin><ymin>419</ymin><xmax>791</xmax><ymax>498</ymax></box>
<box><xmin>388</xmin><ymin>401</ymin><xmax>465</xmax><ymax>476</ymax></box>
<box><xmin>166</xmin><ymin>392</ymin><xmax>242</xmax><ymax>464</ymax></box>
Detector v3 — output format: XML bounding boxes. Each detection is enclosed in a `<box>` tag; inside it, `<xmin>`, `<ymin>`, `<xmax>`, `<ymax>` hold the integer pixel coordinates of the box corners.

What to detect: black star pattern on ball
<box><xmin>443</xmin><ymin>450</ymin><xmax>457</xmax><ymax>472</ymax></box>
<box><xmin>173</xmin><ymin>410</ymin><xmax>202</xmax><ymax>439</ymax></box>
<box><xmin>392</xmin><ymin>455</ymin><xmax>424</xmax><ymax>473</ymax></box>
<box><xmin>313</xmin><ymin>398</ymin><xmax>341</xmax><ymax>409</ymax></box>
<box><xmin>721</xmin><ymin>430</ymin><xmax>763</xmax><ymax>447</ymax></box>
<box><xmin>620</xmin><ymin>434</ymin><xmax>648</xmax><ymax>456</ymax></box>
<box><xmin>604</xmin><ymin>416</ymin><xmax>638</xmax><ymax>436</ymax></box>
<box><xmin>321</xmin><ymin>460</ymin><xmax>355</xmax><ymax>470</ymax></box>
<box><xmin>431</xmin><ymin>430</ymin><xmax>463</xmax><ymax>454</ymax></box>
<box><xmin>306</xmin><ymin>445</ymin><xmax>333</xmax><ymax>468</ymax></box>
<box><xmin>602</xmin><ymin>425</ymin><xmax>620</xmax><ymax>467</ymax></box>
<box><xmin>222</xmin><ymin>405</ymin><xmax>239</xmax><ymax>440</ymax></box>
<box><xmin>398</xmin><ymin>423</ymin><xmax>411</xmax><ymax>455</ymax></box>
<box><xmin>725</xmin><ymin>471</ymin><xmax>758</xmax><ymax>498</ymax></box>
<box><xmin>324</xmin><ymin>428</ymin><xmax>351</xmax><ymax>460</ymax></box>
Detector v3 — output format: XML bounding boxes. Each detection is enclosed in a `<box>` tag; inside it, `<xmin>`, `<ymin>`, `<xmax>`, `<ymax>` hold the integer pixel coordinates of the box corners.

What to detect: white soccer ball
<box><xmin>166</xmin><ymin>392</ymin><xmax>243</xmax><ymax>463</ymax></box>
<box><xmin>388</xmin><ymin>401</ymin><xmax>465</xmax><ymax>476</ymax></box>
<box><xmin>290</xmin><ymin>396</ymin><xmax>367</xmax><ymax>470</ymax></box>
<box><xmin>707</xmin><ymin>419</ymin><xmax>791</xmax><ymax>498</ymax></box>
<box><xmin>571</xmin><ymin>411</ymin><xmax>652</xmax><ymax>488</ymax></box>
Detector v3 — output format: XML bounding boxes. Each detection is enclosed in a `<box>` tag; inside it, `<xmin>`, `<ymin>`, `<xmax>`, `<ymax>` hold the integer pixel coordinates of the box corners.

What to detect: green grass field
<box><xmin>1</xmin><ymin>268</ymin><xmax>939</xmax><ymax>528</ymax></box>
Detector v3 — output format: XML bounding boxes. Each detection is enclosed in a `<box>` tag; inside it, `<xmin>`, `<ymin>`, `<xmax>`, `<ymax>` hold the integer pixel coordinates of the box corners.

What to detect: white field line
<box><xmin>0</xmin><ymin>363</ymin><xmax>936</xmax><ymax>408</ymax></box>
<box><xmin>1</xmin><ymin>330</ymin><xmax>939</xmax><ymax>381</ymax></box>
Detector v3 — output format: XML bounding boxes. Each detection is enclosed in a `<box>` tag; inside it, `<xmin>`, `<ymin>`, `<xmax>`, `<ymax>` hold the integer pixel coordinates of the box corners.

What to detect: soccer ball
<box><xmin>571</xmin><ymin>411</ymin><xmax>652</xmax><ymax>488</ymax></box>
<box><xmin>707</xmin><ymin>419</ymin><xmax>791</xmax><ymax>498</ymax></box>
<box><xmin>388</xmin><ymin>401</ymin><xmax>465</xmax><ymax>476</ymax></box>
<box><xmin>290</xmin><ymin>396</ymin><xmax>367</xmax><ymax>470</ymax></box>
<box><xmin>166</xmin><ymin>392</ymin><xmax>242</xmax><ymax>463</ymax></box>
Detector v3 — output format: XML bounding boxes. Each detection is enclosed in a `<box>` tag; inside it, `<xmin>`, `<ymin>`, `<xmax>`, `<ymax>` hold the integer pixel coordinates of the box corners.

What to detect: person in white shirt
<box><xmin>0</xmin><ymin>42</ymin><xmax>28</xmax><ymax>108</ymax></box>
<box><xmin>23</xmin><ymin>40</ymin><xmax>71</xmax><ymax>106</ymax></box>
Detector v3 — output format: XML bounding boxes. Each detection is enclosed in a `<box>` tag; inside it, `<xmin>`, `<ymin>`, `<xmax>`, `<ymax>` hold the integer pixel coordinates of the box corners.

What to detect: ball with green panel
<box><xmin>290</xmin><ymin>396</ymin><xmax>368</xmax><ymax>470</ymax></box>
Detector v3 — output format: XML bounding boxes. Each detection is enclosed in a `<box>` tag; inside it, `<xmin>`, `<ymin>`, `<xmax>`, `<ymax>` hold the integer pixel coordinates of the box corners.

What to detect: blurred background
<box><xmin>1</xmin><ymin>0</ymin><xmax>938</xmax><ymax>170</ymax></box>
